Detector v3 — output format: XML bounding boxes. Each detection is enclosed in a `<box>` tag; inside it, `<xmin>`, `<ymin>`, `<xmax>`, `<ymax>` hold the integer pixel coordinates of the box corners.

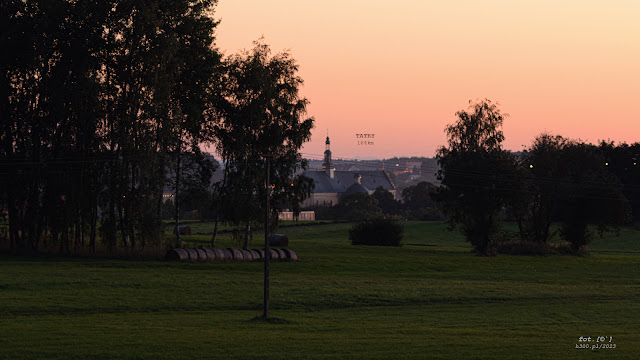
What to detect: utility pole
<box><xmin>264</xmin><ymin>154</ymin><xmax>271</xmax><ymax>319</ymax></box>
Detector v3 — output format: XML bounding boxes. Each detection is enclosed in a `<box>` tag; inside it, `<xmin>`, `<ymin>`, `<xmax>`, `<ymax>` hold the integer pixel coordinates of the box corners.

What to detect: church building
<box><xmin>301</xmin><ymin>136</ymin><xmax>398</xmax><ymax>207</ymax></box>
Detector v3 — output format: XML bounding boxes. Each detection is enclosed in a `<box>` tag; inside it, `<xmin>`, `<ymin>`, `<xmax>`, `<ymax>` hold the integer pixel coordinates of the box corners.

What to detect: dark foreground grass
<box><xmin>1</xmin><ymin>222</ymin><xmax>639</xmax><ymax>359</ymax></box>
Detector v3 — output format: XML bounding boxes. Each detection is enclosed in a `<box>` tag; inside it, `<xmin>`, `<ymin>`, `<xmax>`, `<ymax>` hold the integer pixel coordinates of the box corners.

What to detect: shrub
<box><xmin>349</xmin><ymin>218</ymin><xmax>404</xmax><ymax>246</ymax></box>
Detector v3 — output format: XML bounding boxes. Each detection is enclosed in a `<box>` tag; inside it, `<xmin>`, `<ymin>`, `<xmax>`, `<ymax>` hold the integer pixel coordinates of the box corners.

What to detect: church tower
<box><xmin>322</xmin><ymin>135</ymin><xmax>335</xmax><ymax>179</ymax></box>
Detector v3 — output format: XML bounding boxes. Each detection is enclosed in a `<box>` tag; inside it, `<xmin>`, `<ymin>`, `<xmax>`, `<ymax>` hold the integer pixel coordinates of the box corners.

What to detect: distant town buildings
<box><xmin>301</xmin><ymin>136</ymin><xmax>398</xmax><ymax>207</ymax></box>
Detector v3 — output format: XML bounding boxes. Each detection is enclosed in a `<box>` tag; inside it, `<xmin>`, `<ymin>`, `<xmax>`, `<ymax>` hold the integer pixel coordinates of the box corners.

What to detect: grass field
<box><xmin>1</xmin><ymin>222</ymin><xmax>639</xmax><ymax>359</ymax></box>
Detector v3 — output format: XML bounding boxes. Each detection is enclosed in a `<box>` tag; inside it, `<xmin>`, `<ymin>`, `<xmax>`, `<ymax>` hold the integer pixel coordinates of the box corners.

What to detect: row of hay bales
<box><xmin>165</xmin><ymin>247</ymin><xmax>298</xmax><ymax>262</ymax></box>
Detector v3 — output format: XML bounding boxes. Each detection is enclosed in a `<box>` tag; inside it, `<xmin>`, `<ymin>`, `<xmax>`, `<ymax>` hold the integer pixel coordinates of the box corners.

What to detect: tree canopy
<box><xmin>336</xmin><ymin>192</ymin><xmax>382</xmax><ymax>221</ymax></box>
<box><xmin>0</xmin><ymin>2</ymin><xmax>314</xmax><ymax>255</ymax></box>
<box><xmin>401</xmin><ymin>182</ymin><xmax>439</xmax><ymax>220</ymax></box>
<box><xmin>211</xmin><ymin>40</ymin><xmax>314</xmax><ymax>248</ymax></box>
<box><xmin>502</xmin><ymin>134</ymin><xmax>630</xmax><ymax>250</ymax></box>
<box><xmin>435</xmin><ymin>100</ymin><xmax>518</xmax><ymax>255</ymax></box>
<box><xmin>372</xmin><ymin>186</ymin><xmax>402</xmax><ymax>216</ymax></box>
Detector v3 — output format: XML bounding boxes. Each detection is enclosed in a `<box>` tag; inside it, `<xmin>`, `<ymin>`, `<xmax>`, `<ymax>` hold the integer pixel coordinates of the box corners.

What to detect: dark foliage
<box><xmin>210</xmin><ymin>40</ymin><xmax>314</xmax><ymax>248</ymax></box>
<box><xmin>0</xmin><ymin>2</ymin><xmax>315</xmax><ymax>255</ymax></box>
<box><xmin>335</xmin><ymin>192</ymin><xmax>382</xmax><ymax>221</ymax></box>
<box><xmin>509</xmin><ymin>135</ymin><xmax>630</xmax><ymax>250</ymax></box>
<box><xmin>372</xmin><ymin>186</ymin><xmax>402</xmax><ymax>215</ymax></box>
<box><xmin>305</xmin><ymin>205</ymin><xmax>338</xmax><ymax>221</ymax></box>
<box><xmin>402</xmin><ymin>182</ymin><xmax>441</xmax><ymax>220</ymax></box>
<box><xmin>349</xmin><ymin>218</ymin><xmax>404</xmax><ymax>246</ymax></box>
<box><xmin>507</xmin><ymin>134</ymin><xmax>566</xmax><ymax>244</ymax></box>
<box><xmin>435</xmin><ymin>100</ymin><xmax>519</xmax><ymax>255</ymax></box>
<box><xmin>598</xmin><ymin>141</ymin><xmax>640</xmax><ymax>225</ymax></box>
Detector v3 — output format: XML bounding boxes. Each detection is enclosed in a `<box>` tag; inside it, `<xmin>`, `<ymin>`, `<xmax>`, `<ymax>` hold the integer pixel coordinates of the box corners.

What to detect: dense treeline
<box><xmin>0</xmin><ymin>0</ymin><xmax>313</xmax><ymax>254</ymax></box>
<box><xmin>309</xmin><ymin>182</ymin><xmax>439</xmax><ymax>222</ymax></box>
<box><xmin>435</xmin><ymin>100</ymin><xmax>638</xmax><ymax>255</ymax></box>
<box><xmin>0</xmin><ymin>0</ymin><xmax>219</xmax><ymax>253</ymax></box>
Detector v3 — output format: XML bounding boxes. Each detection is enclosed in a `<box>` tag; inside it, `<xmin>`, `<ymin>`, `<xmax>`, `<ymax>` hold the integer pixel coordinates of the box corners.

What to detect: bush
<box><xmin>349</xmin><ymin>218</ymin><xmax>404</xmax><ymax>246</ymax></box>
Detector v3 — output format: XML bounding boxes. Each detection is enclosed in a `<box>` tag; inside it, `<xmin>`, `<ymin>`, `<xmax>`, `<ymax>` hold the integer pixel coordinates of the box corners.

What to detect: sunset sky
<box><xmin>214</xmin><ymin>0</ymin><xmax>639</xmax><ymax>160</ymax></box>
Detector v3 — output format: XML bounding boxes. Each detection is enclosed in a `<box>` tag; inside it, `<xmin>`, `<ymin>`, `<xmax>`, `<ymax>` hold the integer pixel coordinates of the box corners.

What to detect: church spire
<box><xmin>322</xmin><ymin>133</ymin><xmax>334</xmax><ymax>178</ymax></box>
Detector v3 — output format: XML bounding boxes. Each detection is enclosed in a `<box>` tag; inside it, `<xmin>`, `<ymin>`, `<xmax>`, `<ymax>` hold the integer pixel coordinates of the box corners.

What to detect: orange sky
<box><xmin>214</xmin><ymin>0</ymin><xmax>640</xmax><ymax>159</ymax></box>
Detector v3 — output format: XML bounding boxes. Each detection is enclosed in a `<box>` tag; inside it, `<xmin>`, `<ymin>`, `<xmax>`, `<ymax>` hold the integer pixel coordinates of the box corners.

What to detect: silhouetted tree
<box><xmin>434</xmin><ymin>100</ymin><xmax>518</xmax><ymax>255</ymax></box>
<box><xmin>336</xmin><ymin>193</ymin><xmax>382</xmax><ymax>221</ymax></box>
<box><xmin>553</xmin><ymin>141</ymin><xmax>629</xmax><ymax>250</ymax></box>
<box><xmin>507</xmin><ymin>134</ymin><xmax>630</xmax><ymax>250</ymax></box>
<box><xmin>372</xmin><ymin>186</ymin><xmax>402</xmax><ymax>215</ymax></box>
<box><xmin>508</xmin><ymin>134</ymin><xmax>568</xmax><ymax>243</ymax></box>
<box><xmin>211</xmin><ymin>40</ymin><xmax>314</xmax><ymax>248</ymax></box>
<box><xmin>598</xmin><ymin>141</ymin><xmax>640</xmax><ymax>225</ymax></box>
<box><xmin>0</xmin><ymin>0</ymin><xmax>111</xmax><ymax>253</ymax></box>
<box><xmin>0</xmin><ymin>0</ymin><xmax>220</xmax><ymax>254</ymax></box>
<box><xmin>402</xmin><ymin>182</ymin><xmax>440</xmax><ymax>220</ymax></box>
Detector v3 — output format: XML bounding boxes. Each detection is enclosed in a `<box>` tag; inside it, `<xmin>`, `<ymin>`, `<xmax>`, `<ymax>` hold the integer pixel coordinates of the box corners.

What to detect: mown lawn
<box><xmin>1</xmin><ymin>222</ymin><xmax>638</xmax><ymax>359</ymax></box>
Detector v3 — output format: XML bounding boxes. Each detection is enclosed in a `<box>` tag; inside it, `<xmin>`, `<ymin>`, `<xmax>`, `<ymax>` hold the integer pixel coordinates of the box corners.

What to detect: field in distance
<box><xmin>1</xmin><ymin>221</ymin><xmax>639</xmax><ymax>359</ymax></box>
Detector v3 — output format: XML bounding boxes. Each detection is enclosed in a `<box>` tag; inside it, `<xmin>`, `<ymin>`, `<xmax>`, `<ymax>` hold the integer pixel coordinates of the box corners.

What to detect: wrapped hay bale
<box><xmin>221</xmin><ymin>248</ymin><xmax>233</xmax><ymax>261</ymax></box>
<box><xmin>212</xmin><ymin>248</ymin><xmax>226</xmax><ymax>261</ymax></box>
<box><xmin>173</xmin><ymin>225</ymin><xmax>192</xmax><ymax>235</ymax></box>
<box><xmin>227</xmin><ymin>248</ymin><xmax>243</xmax><ymax>261</ymax></box>
<box><xmin>269</xmin><ymin>234</ymin><xmax>289</xmax><ymax>247</ymax></box>
<box><xmin>195</xmin><ymin>248</ymin><xmax>207</xmax><ymax>261</ymax></box>
<box><xmin>282</xmin><ymin>249</ymin><xmax>298</xmax><ymax>261</ymax></box>
<box><xmin>275</xmin><ymin>249</ymin><xmax>287</xmax><ymax>260</ymax></box>
<box><xmin>185</xmin><ymin>248</ymin><xmax>198</xmax><ymax>261</ymax></box>
<box><xmin>165</xmin><ymin>248</ymin><xmax>189</xmax><ymax>261</ymax></box>
<box><xmin>251</xmin><ymin>249</ymin><xmax>265</xmax><ymax>260</ymax></box>
<box><xmin>249</xmin><ymin>249</ymin><xmax>261</xmax><ymax>260</ymax></box>
<box><xmin>203</xmin><ymin>248</ymin><xmax>216</xmax><ymax>261</ymax></box>
<box><xmin>269</xmin><ymin>249</ymin><xmax>280</xmax><ymax>260</ymax></box>
<box><xmin>240</xmin><ymin>249</ymin><xmax>254</xmax><ymax>261</ymax></box>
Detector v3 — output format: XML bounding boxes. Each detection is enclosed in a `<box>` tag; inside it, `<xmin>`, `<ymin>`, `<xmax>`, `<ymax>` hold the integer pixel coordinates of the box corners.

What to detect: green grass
<box><xmin>163</xmin><ymin>219</ymin><xmax>327</xmax><ymax>236</ymax></box>
<box><xmin>1</xmin><ymin>222</ymin><xmax>639</xmax><ymax>359</ymax></box>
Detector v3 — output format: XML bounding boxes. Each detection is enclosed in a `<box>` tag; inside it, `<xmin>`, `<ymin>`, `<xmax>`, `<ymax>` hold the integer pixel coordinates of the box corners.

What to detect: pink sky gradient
<box><xmin>214</xmin><ymin>0</ymin><xmax>640</xmax><ymax>159</ymax></box>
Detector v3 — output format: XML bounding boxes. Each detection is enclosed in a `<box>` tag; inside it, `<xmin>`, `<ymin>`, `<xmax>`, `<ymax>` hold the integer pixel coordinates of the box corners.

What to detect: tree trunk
<box><xmin>34</xmin><ymin>208</ymin><xmax>45</xmax><ymax>252</ymax></box>
<box><xmin>175</xmin><ymin>145</ymin><xmax>181</xmax><ymax>246</ymax></box>
<box><xmin>26</xmin><ymin>177</ymin><xmax>39</xmax><ymax>252</ymax></box>
<box><xmin>243</xmin><ymin>222</ymin><xmax>250</xmax><ymax>250</ymax></box>
<box><xmin>80</xmin><ymin>219</ymin><xmax>85</xmax><ymax>248</ymax></box>
<box><xmin>19</xmin><ymin>206</ymin><xmax>26</xmax><ymax>250</ymax></box>
<box><xmin>90</xmin><ymin>191</ymin><xmax>97</xmax><ymax>254</ymax></box>
<box><xmin>52</xmin><ymin>227</ymin><xmax>59</xmax><ymax>255</ymax></box>
<box><xmin>211</xmin><ymin>213</ymin><xmax>219</xmax><ymax>248</ymax></box>
<box><xmin>60</xmin><ymin>208</ymin><xmax>70</xmax><ymax>255</ymax></box>
<box><xmin>118</xmin><ymin>198</ymin><xmax>128</xmax><ymax>248</ymax></box>
<box><xmin>129</xmin><ymin>164</ymin><xmax>136</xmax><ymax>249</ymax></box>
<box><xmin>516</xmin><ymin>216</ymin><xmax>525</xmax><ymax>242</ymax></box>
<box><xmin>74</xmin><ymin>208</ymin><xmax>80</xmax><ymax>253</ymax></box>
<box><xmin>63</xmin><ymin>224</ymin><xmax>69</xmax><ymax>255</ymax></box>
<box><xmin>7</xmin><ymin>192</ymin><xmax>17</xmax><ymax>252</ymax></box>
<box><xmin>211</xmin><ymin>160</ymin><xmax>229</xmax><ymax>248</ymax></box>
<box><xmin>108</xmin><ymin>155</ymin><xmax>118</xmax><ymax>249</ymax></box>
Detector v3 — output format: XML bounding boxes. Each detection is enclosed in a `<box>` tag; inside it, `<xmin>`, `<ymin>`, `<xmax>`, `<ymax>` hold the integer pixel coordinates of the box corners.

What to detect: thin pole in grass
<box><xmin>263</xmin><ymin>153</ymin><xmax>272</xmax><ymax>319</ymax></box>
